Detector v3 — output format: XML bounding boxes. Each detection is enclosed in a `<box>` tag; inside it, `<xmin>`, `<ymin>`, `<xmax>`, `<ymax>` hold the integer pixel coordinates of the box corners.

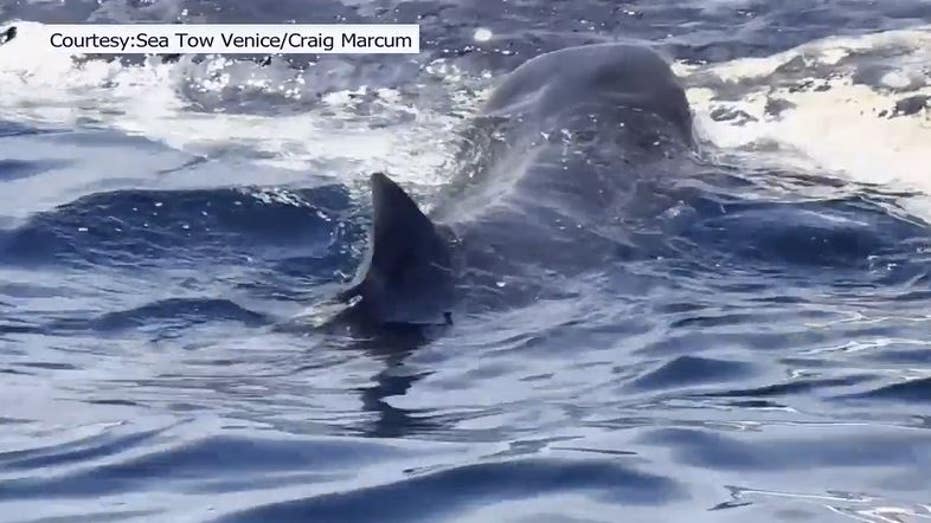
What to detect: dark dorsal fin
<box><xmin>370</xmin><ymin>172</ymin><xmax>436</xmax><ymax>273</ymax></box>
<box><xmin>339</xmin><ymin>173</ymin><xmax>455</xmax><ymax>325</ymax></box>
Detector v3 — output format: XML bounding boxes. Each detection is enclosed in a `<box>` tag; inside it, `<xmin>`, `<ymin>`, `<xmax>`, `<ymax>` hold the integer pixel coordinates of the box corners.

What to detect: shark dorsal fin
<box><xmin>370</xmin><ymin>172</ymin><xmax>437</xmax><ymax>274</ymax></box>
<box><xmin>340</xmin><ymin>173</ymin><xmax>455</xmax><ymax>325</ymax></box>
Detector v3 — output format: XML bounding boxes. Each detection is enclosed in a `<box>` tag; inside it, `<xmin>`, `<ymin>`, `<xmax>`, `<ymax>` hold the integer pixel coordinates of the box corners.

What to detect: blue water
<box><xmin>2</xmin><ymin>1</ymin><xmax>931</xmax><ymax>522</ymax></box>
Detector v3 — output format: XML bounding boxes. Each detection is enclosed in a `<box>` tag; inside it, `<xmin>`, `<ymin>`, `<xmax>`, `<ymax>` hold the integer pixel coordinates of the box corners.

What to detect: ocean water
<box><xmin>1</xmin><ymin>1</ymin><xmax>931</xmax><ymax>522</ymax></box>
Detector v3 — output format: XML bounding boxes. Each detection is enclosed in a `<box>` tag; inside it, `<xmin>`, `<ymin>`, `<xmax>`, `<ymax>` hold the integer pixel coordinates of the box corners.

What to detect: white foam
<box><xmin>3</xmin><ymin>20</ymin><xmax>930</xmax><ymax>221</ymax></box>
<box><xmin>678</xmin><ymin>25</ymin><xmax>931</xmax><ymax>220</ymax></box>
<box><xmin>473</xmin><ymin>28</ymin><xmax>493</xmax><ymax>43</ymax></box>
<box><xmin>0</xmin><ymin>21</ymin><xmax>480</xmax><ymax>193</ymax></box>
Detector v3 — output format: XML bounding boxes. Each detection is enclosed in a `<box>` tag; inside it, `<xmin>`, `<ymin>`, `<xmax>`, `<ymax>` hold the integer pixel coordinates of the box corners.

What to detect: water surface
<box><xmin>1</xmin><ymin>1</ymin><xmax>931</xmax><ymax>521</ymax></box>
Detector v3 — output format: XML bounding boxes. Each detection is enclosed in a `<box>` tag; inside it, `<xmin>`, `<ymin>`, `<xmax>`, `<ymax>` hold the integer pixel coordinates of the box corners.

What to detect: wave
<box><xmin>0</xmin><ymin>185</ymin><xmax>355</xmax><ymax>268</ymax></box>
<box><xmin>842</xmin><ymin>377</ymin><xmax>931</xmax><ymax>402</ymax></box>
<box><xmin>50</xmin><ymin>298</ymin><xmax>272</xmax><ymax>334</ymax></box>
<box><xmin>0</xmin><ymin>21</ymin><xmax>474</xmax><ymax>183</ymax></box>
<box><xmin>679</xmin><ymin>24</ymin><xmax>931</xmax><ymax>220</ymax></box>
<box><xmin>215</xmin><ymin>457</ymin><xmax>683</xmax><ymax>523</ymax></box>
<box><xmin>681</xmin><ymin>195</ymin><xmax>931</xmax><ymax>271</ymax></box>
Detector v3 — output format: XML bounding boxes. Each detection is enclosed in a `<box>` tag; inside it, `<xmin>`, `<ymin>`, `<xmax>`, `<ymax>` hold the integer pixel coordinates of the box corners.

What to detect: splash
<box><xmin>3</xmin><ymin>19</ymin><xmax>929</xmax><ymax>218</ymax></box>
<box><xmin>0</xmin><ymin>21</ymin><xmax>482</xmax><ymax>190</ymax></box>
<box><xmin>678</xmin><ymin>25</ymin><xmax>931</xmax><ymax>219</ymax></box>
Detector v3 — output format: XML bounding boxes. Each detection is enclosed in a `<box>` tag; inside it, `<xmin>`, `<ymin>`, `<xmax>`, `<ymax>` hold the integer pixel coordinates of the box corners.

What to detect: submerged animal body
<box><xmin>339</xmin><ymin>43</ymin><xmax>696</xmax><ymax>326</ymax></box>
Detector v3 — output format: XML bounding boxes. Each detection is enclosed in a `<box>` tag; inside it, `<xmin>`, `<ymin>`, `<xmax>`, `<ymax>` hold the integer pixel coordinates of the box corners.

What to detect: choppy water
<box><xmin>2</xmin><ymin>1</ymin><xmax>931</xmax><ymax>522</ymax></box>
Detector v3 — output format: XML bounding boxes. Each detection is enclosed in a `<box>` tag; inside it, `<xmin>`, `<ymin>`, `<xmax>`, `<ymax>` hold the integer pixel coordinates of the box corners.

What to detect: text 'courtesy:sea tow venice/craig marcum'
<box><xmin>41</xmin><ymin>25</ymin><xmax>419</xmax><ymax>53</ymax></box>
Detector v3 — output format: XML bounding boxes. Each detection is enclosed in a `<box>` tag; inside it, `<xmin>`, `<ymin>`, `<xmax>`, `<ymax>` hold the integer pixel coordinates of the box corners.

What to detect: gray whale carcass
<box><xmin>337</xmin><ymin>43</ymin><xmax>695</xmax><ymax>326</ymax></box>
